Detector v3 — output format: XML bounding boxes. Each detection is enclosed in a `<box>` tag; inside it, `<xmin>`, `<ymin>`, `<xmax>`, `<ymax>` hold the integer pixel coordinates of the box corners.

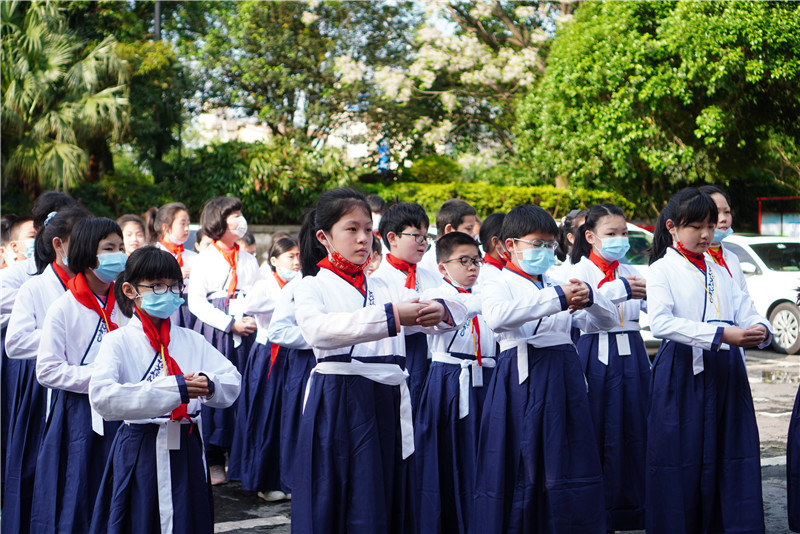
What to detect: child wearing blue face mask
<box><xmin>31</xmin><ymin>217</ymin><xmax>129</xmax><ymax>534</ymax></box>
<box><xmin>568</xmin><ymin>203</ymin><xmax>650</xmax><ymax>531</ymax></box>
<box><xmin>88</xmin><ymin>246</ymin><xmax>241</xmax><ymax>534</ymax></box>
<box><xmin>475</xmin><ymin>204</ymin><xmax>621</xmax><ymax>534</ymax></box>
<box><xmin>698</xmin><ymin>185</ymin><xmax>749</xmax><ymax>295</ymax></box>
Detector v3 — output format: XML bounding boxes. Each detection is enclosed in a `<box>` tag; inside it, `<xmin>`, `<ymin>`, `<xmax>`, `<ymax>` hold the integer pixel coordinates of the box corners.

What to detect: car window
<box><xmin>621</xmin><ymin>229</ymin><xmax>652</xmax><ymax>266</ymax></box>
<box><xmin>722</xmin><ymin>243</ymin><xmax>755</xmax><ymax>265</ymax></box>
<box><xmin>749</xmin><ymin>242</ymin><xmax>800</xmax><ymax>271</ymax></box>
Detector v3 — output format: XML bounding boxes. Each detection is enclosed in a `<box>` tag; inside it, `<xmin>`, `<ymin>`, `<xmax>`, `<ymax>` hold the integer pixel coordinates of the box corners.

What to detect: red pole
<box><xmin>758</xmin><ymin>199</ymin><xmax>762</xmax><ymax>235</ymax></box>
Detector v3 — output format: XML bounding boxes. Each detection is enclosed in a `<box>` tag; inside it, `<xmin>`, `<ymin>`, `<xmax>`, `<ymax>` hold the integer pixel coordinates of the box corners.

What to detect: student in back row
<box><xmin>420</xmin><ymin>199</ymin><xmax>479</xmax><ymax>274</ymax></box>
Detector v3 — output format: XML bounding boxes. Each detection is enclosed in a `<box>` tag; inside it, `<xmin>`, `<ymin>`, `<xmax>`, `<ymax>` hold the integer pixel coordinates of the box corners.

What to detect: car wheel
<box><xmin>769</xmin><ymin>302</ymin><xmax>800</xmax><ymax>355</ymax></box>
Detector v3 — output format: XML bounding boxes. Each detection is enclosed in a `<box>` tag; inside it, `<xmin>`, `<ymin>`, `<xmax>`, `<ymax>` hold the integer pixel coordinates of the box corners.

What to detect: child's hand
<box><xmin>183</xmin><ymin>373</ymin><xmax>210</xmax><ymax>399</ymax></box>
<box><xmin>721</xmin><ymin>326</ymin><xmax>766</xmax><ymax>348</ymax></box>
<box><xmin>563</xmin><ymin>279</ymin><xmax>590</xmax><ymax>312</ymax></box>
<box><xmin>416</xmin><ymin>300</ymin><xmax>449</xmax><ymax>327</ymax></box>
<box><xmin>396</xmin><ymin>298</ymin><xmax>426</xmax><ymax>326</ymax></box>
<box><xmin>232</xmin><ymin>317</ymin><xmax>257</xmax><ymax>335</ymax></box>
<box><xmin>625</xmin><ymin>276</ymin><xmax>647</xmax><ymax>300</ymax></box>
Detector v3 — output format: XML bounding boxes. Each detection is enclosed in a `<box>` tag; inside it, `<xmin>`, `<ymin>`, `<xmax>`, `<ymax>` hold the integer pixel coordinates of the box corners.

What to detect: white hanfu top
<box><xmin>243</xmin><ymin>272</ymin><xmax>283</xmax><ymax>345</ymax></box>
<box><xmin>372</xmin><ymin>258</ymin><xmax>444</xmax><ymax>293</ymax></box>
<box><xmin>1</xmin><ymin>257</ymin><xmax>36</xmax><ymax>328</ymax></box>
<box><xmin>266</xmin><ymin>276</ymin><xmax>311</xmax><ymax>350</ymax></box>
<box><xmin>424</xmin><ymin>281</ymin><xmax>496</xmax><ymax>359</ymax></box>
<box><xmin>6</xmin><ymin>265</ymin><xmax>68</xmax><ymax>360</ymax></box>
<box><xmin>706</xmin><ymin>245</ymin><xmax>749</xmax><ymax>295</ymax></box>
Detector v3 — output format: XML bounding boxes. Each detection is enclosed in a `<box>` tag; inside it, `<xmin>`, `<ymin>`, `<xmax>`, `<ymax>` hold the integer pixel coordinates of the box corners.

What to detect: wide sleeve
<box><xmin>187</xmin><ymin>256</ymin><xmax>235</xmax><ymax>332</ymax></box>
<box><xmin>243</xmin><ymin>278</ymin><xmax>277</xmax><ymax>315</ymax></box>
<box><xmin>481</xmin><ymin>277</ymin><xmax>566</xmax><ymax>333</ymax></box>
<box><xmin>36</xmin><ymin>304</ymin><xmax>97</xmax><ymax>393</ymax></box>
<box><xmin>89</xmin><ymin>332</ymin><xmax>186</xmax><ymax>420</ymax></box>
<box><xmin>195</xmin><ymin>332</ymin><xmax>241</xmax><ymax>409</ymax></box>
<box><xmin>570</xmin><ymin>287</ymin><xmax>623</xmax><ymax>333</ymax></box>
<box><xmin>731</xmin><ymin>282</ymin><xmax>773</xmax><ymax>348</ymax></box>
<box><xmin>647</xmin><ymin>264</ymin><xmax>724</xmax><ymax>350</ymax></box>
<box><xmin>5</xmin><ymin>282</ymin><xmax>41</xmax><ymax>360</ymax></box>
<box><xmin>267</xmin><ymin>286</ymin><xmax>311</xmax><ymax>349</ymax></box>
<box><xmin>402</xmin><ymin>285</ymin><xmax>466</xmax><ymax>334</ymax></box>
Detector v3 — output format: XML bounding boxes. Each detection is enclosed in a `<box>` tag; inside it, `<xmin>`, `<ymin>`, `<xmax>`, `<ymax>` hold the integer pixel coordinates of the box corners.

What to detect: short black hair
<box><xmin>114</xmin><ymin>246</ymin><xmax>183</xmax><ymax>317</ymax></box>
<box><xmin>68</xmin><ymin>217</ymin><xmax>123</xmax><ymax>275</ymax></box>
<box><xmin>34</xmin><ymin>206</ymin><xmax>91</xmax><ymax>274</ymax></box>
<box><xmin>478</xmin><ymin>212</ymin><xmax>505</xmax><ymax>254</ymax></box>
<box><xmin>501</xmin><ymin>205</ymin><xmax>558</xmax><ymax>243</ymax></box>
<box><xmin>195</xmin><ymin>227</ymin><xmax>206</xmax><ymax>245</ymax></box>
<box><xmin>371</xmin><ymin>235</ymin><xmax>383</xmax><ymax>256</ymax></box>
<box><xmin>698</xmin><ymin>185</ymin><xmax>731</xmax><ymax>206</ymax></box>
<box><xmin>436</xmin><ymin>231</ymin><xmax>479</xmax><ymax>263</ymax></box>
<box><xmin>367</xmin><ymin>195</ymin><xmax>387</xmax><ymax>215</ymax></box>
<box><xmin>238</xmin><ymin>231</ymin><xmax>256</xmax><ymax>246</ymax></box>
<box><xmin>379</xmin><ymin>203</ymin><xmax>429</xmax><ymax>249</ymax></box>
<box><xmin>200</xmin><ymin>197</ymin><xmax>243</xmax><ymax>241</ymax></box>
<box><xmin>32</xmin><ymin>191</ymin><xmax>77</xmax><ymax>230</ymax></box>
<box><xmin>1</xmin><ymin>214</ymin><xmax>31</xmax><ymax>244</ymax></box>
<box><xmin>116</xmin><ymin>214</ymin><xmax>145</xmax><ymax>234</ymax></box>
<box><xmin>436</xmin><ymin>199</ymin><xmax>477</xmax><ymax>236</ymax></box>
<box><xmin>267</xmin><ymin>236</ymin><xmax>298</xmax><ymax>272</ymax></box>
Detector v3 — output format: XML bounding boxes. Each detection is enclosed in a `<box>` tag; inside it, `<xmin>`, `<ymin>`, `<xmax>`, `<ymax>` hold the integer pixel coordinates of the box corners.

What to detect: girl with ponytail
<box><xmin>646</xmin><ymin>187</ymin><xmax>772</xmax><ymax>533</ymax></box>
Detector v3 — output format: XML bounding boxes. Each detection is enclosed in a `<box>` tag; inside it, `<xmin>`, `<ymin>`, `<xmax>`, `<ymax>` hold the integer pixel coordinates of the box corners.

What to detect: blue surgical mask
<box><xmin>137</xmin><ymin>291</ymin><xmax>185</xmax><ymax>319</ymax></box>
<box><xmin>277</xmin><ymin>267</ymin><xmax>299</xmax><ymax>282</ymax></box>
<box><xmin>24</xmin><ymin>238</ymin><xmax>35</xmax><ymax>259</ymax></box>
<box><xmin>594</xmin><ymin>235</ymin><xmax>631</xmax><ymax>262</ymax></box>
<box><xmin>93</xmin><ymin>251</ymin><xmax>128</xmax><ymax>283</ymax></box>
<box><xmin>518</xmin><ymin>246</ymin><xmax>556</xmax><ymax>276</ymax></box>
<box><xmin>713</xmin><ymin>227</ymin><xmax>733</xmax><ymax>243</ymax></box>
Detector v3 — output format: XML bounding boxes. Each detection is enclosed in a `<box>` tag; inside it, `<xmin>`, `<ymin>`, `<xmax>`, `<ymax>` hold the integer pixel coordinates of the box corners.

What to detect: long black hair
<box><xmin>556</xmin><ymin>209</ymin><xmax>587</xmax><ymax>261</ymax></box>
<box><xmin>114</xmin><ymin>246</ymin><xmax>183</xmax><ymax>317</ymax></box>
<box><xmin>33</xmin><ymin>206</ymin><xmax>91</xmax><ymax>274</ymax></box>
<box><xmin>299</xmin><ymin>188</ymin><xmax>371</xmax><ymax>277</ymax></box>
<box><xmin>570</xmin><ymin>204</ymin><xmax>626</xmax><ymax>265</ymax></box>
<box><xmin>649</xmin><ymin>188</ymin><xmax>718</xmax><ymax>265</ymax></box>
<box><xmin>267</xmin><ymin>236</ymin><xmax>299</xmax><ymax>273</ymax></box>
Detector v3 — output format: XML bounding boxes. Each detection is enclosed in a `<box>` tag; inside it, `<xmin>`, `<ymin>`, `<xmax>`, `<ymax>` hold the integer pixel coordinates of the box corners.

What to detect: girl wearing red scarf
<box><xmin>32</xmin><ymin>217</ymin><xmax>129</xmax><ymax>534</ymax></box>
<box><xmin>154</xmin><ymin>202</ymin><xmax>198</xmax><ymax>329</ymax></box>
<box><xmin>89</xmin><ymin>246</ymin><xmax>241</xmax><ymax>534</ymax></box>
<box><xmin>567</xmin><ymin>203</ymin><xmax>650</xmax><ymax>531</ymax></box>
<box><xmin>291</xmin><ymin>189</ymin><xmax>467</xmax><ymax>534</ymax></box>
<box><xmin>187</xmin><ymin>196</ymin><xmax>259</xmax><ymax>485</ymax></box>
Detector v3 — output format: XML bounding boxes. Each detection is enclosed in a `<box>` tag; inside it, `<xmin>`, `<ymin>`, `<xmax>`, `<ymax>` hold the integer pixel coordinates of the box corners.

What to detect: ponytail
<box><xmin>299</xmin><ymin>209</ymin><xmax>324</xmax><ymax>277</ymax></box>
<box><xmin>33</xmin><ymin>206</ymin><xmax>91</xmax><ymax>274</ymax></box>
<box><xmin>570</xmin><ymin>204</ymin><xmax>625</xmax><ymax>265</ymax></box>
<box><xmin>556</xmin><ymin>209</ymin><xmax>586</xmax><ymax>262</ymax></box>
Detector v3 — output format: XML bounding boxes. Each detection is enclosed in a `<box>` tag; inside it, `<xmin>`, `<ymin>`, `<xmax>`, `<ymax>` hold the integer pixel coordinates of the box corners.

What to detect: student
<box><xmin>142</xmin><ymin>206</ymin><xmax>159</xmax><ymax>244</ymax></box>
<box><xmin>375</xmin><ymin>202</ymin><xmax>445</xmax><ymax>412</ymax></box>
<box><xmin>195</xmin><ymin>228</ymin><xmax>214</xmax><ymax>253</ymax></box>
<box><xmin>1</xmin><ymin>214</ymin><xmax>35</xmax><ymax>264</ymax></box>
<box><xmin>551</xmin><ymin>208</ymin><xmax>587</xmax><ymax>280</ymax></box>
<box><xmin>291</xmin><ymin>188</ymin><xmax>467</xmax><ymax>534</ymax></box>
<box><xmin>230</xmin><ymin>236</ymin><xmax>300</xmax><ymax>501</ymax></box>
<box><xmin>698</xmin><ymin>185</ymin><xmax>749</xmax><ymax>294</ymax></box>
<box><xmin>475</xmin><ymin>204</ymin><xmax>620</xmax><ymax>534</ymax></box>
<box><xmin>88</xmin><ymin>246</ymin><xmax>241</xmax><ymax>534</ymax></box>
<box><xmin>367</xmin><ymin>233</ymin><xmax>383</xmax><ymax>276</ymax></box>
<box><xmin>154</xmin><ymin>202</ymin><xmax>197</xmax><ymax>329</ymax></box>
<box><xmin>367</xmin><ymin>194</ymin><xmax>388</xmax><ymax>232</ymax></box>
<box><xmin>188</xmin><ymin>196</ymin><xmax>259</xmax><ymax>485</ymax></box>
<box><xmin>3</xmin><ymin>207</ymin><xmax>91</xmax><ymax>534</ymax></box>
<box><xmin>568</xmin><ymin>203</ymin><xmax>649</xmax><ymax>531</ymax></box>
<box><xmin>420</xmin><ymin>199</ymin><xmax>479</xmax><ymax>273</ymax></box>
<box><xmin>30</xmin><ymin>217</ymin><xmax>129</xmax><ymax>534</ymax></box>
<box><xmin>237</xmin><ymin>231</ymin><xmax>257</xmax><ymax>255</ymax></box>
<box><xmin>415</xmin><ymin>231</ymin><xmax>497</xmax><ymax>534</ymax></box>
<box><xmin>117</xmin><ymin>214</ymin><xmax>146</xmax><ymax>256</ymax></box>
<box><xmin>476</xmin><ymin>212</ymin><xmax>506</xmax><ymax>286</ymax></box>
<box><xmin>646</xmin><ymin>187</ymin><xmax>772</xmax><ymax>533</ymax></box>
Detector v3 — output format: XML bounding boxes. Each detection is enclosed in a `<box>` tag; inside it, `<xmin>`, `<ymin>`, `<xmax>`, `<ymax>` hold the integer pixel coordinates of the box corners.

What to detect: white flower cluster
<box><xmin>374</xmin><ymin>66</ymin><xmax>413</xmax><ymax>102</ymax></box>
<box><xmin>300</xmin><ymin>11</ymin><xmax>319</xmax><ymax>25</ymax></box>
<box><xmin>422</xmin><ymin>119</ymin><xmax>455</xmax><ymax>148</ymax></box>
<box><xmin>333</xmin><ymin>55</ymin><xmax>368</xmax><ymax>87</ymax></box>
<box><xmin>469</xmin><ymin>1</ymin><xmax>493</xmax><ymax>19</ymax></box>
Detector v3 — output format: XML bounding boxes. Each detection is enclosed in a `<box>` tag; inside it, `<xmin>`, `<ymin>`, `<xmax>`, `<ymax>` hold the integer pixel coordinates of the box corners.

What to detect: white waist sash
<box><xmin>302</xmin><ymin>361</ymin><xmax>414</xmax><ymax>459</ymax></box>
<box><xmin>431</xmin><ymin>352</ymin><xmax>496</xmax><ymax>419</ymax></box>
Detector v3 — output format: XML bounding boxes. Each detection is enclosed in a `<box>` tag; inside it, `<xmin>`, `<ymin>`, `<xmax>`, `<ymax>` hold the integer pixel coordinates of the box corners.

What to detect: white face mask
<box><xmin>233</xmin><ymin>216</ymin><xmax>248</xmax><ymax>239</ymax></box>
<box><xmin>372</xmin><ymin>213</ymin><xmax>382</xmax><ymax>229</ymax></box>
<box><xmin>166</xmin><ymin>232</ymin><xmax>186</xmax><ymax>245</ymax></box>
<box><xmin>443</xmin><ymin>265</ymin><xmax>469</xmax><ymax>290</ymax></box>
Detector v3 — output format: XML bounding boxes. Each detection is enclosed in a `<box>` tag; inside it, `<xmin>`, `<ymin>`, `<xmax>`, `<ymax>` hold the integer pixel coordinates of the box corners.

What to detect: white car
<box><xmin>720</xmin><ymin>235</ymin><xmax>800</xmax><ymax>354</ymax></box>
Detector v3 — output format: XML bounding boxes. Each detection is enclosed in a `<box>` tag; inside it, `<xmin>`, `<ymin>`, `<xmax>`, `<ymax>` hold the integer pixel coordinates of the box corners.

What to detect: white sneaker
<box><xmin>257</xmin><ymin>490</ymin><xmax>287</xmax><ymax>502</ymax></box>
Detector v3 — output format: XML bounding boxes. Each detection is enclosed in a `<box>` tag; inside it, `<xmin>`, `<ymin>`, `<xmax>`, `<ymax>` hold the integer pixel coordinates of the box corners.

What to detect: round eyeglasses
<box><xmin>135</xmin><ymin>282</ymin><xmax>184</xmax><ymax>295</ymax></box>
<box><xmin>513</xmin><ymin>238</ymin><xmax>559</xmax><ymax>250</ymax></box>
<box><xmin>442</xmin><ymin>256</ymin><xmax>485</xmax><ymax>267</ymax></box>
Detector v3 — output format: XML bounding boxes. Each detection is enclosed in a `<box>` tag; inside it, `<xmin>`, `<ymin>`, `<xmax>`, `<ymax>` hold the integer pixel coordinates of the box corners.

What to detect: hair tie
<box><xmin>44</xmin><ymin>211</ymin><xmax>57</xmax><ymax>227</ymax></box>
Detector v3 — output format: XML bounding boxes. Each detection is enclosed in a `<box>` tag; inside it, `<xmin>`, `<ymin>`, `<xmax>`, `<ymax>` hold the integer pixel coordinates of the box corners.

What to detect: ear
<box><xmin>444</xmin><ymin>224</ymin><xmax>455</xmax><ymax>235</ymax></box>
<box><xmin>585</xmin><ymin>229</ymin><xmax>597</xmax><ymax>247</ymax></box>
<box><xmin>270</xmin><ymin>256</ymin><xmax>278</xmax><ymax>267</ymax></box>
<box><xmin>504</xmin><ymin>238</ymin><xmax>515</xmax><ymax>253</ymax></box>
<box><xmin>121</xmin><ymin>281</ymin><xmax>139</xmax><ymax>301</ymax></box>
<box><xmin>386</xmin><ymin>231</ymin><xmax>399</xmax><ymax>248</ymax></box>
<box><xmin>665</xmin><ymin>219</ymin><xmax>675</xmax><ymax>231</ymax></box>
<box><xmin>438</xmin><ymin>262</ymin><xmax>448</xmax><ymax>277</ymax></box>
<box><xmin>315</xmin><ymin>229</ymin><xmax>328</xmax><ymax>248</ymax></box>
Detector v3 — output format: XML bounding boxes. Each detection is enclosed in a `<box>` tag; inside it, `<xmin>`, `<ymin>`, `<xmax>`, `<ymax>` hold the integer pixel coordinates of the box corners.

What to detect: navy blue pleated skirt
<box><xmin>193</xmin><ymin>297</ymin><xmax>254</xmax><ymax>452</ymax></box>
<box><xmin>292</xmin><ymin>372</ymin><xmax>416</xmax><ymax>534</ymax></box>
<box><xmin>90</xmin><ymin>422</ymin><xmax>213</xmax><ymax>534</ymax></box>
<box><xmin>576</xmin><ymin>331</ymin><xmax>649</xmax><ymax>531</ymax></box>
<box><xmin>789</xmin><ymin>384</ymin><xmax>800</xmax><ymax>532</ymax></box>
<box><xmin>280</xmin><ymin>348</ymin><xmax>315</xmax><ymax>492</ymax></box>
<box><xmin>229</xmin><ymin>341</ymin><xmax>288</xmax><ymax>491</ymax></box>
<box><xmin>415</xmin><ymin>355</ymin><xmax>494</xmax><ymax>534</ymax></box>
<box><xmin>1</xmin><ymin>325</ymin><xmax>10</xmax><ymax>504</ymax></box>
<box><xmin>171</xmin><ymin>299</ymin><xmax>196</xmax><ymax>331</ymax></box>
<box><xmin>473</xmin><ymin>344</ymin><xmax>605</xmax><ymax>534</ymax></box>
<box><xmin>646</xmin><ymin>341</ymin><xmax>764</xmax><ymax>533</ymax></box>
<box><xmin>29</xmin><ymin>389</ymin><xmax>120</xmax><ymax>534</ymax></box>
<box><xmin>3</xmin><ymin>359</ymin><xmax>49</xmax><ymax>534</ymax></box>
<box><xmin>405</xmin><ymin>332</ymin><xmax>429</xmax><ymax>414</ymax></box>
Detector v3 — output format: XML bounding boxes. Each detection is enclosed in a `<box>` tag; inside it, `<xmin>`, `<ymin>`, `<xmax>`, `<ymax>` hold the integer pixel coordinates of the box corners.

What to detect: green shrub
<box><xmin>405</xmin><ymin>155</ymin><xmax>462</xmax><ymax>184</ymax></box>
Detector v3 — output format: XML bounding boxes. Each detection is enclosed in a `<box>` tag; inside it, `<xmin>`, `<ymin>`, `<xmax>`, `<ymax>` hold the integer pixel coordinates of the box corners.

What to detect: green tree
<box><xmin>1</xmin><ymin>0</ymin><xmax>128</xmax><ymax>193</ymax></box>
<box><xmin>517</xmin><ymin>0</ymin><xmax>800</xmax><ymax>217</ymax></box>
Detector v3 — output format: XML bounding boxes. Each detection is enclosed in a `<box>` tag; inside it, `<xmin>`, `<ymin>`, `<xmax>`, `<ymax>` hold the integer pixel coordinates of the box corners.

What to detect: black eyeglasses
<box><xmin>135</xmin><ymin>282</ymin><xmax>184</xmax><ymax>295</ymax></box>
<box><xmin>442</xmin><ymin>256</ymin><xmax>485</xmax><ymax>267</ymax></box>
<box><xmin>398</xmin><ymin>232</ymin><xmax>431</xmax><ymax>246</ymax></box>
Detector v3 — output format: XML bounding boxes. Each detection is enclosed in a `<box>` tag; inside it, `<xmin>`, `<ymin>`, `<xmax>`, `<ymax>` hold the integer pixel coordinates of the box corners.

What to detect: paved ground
<box><xmin>211</xmin><ymin>349</ymin><xmax>800</xmax><ymax>533</ymax></box>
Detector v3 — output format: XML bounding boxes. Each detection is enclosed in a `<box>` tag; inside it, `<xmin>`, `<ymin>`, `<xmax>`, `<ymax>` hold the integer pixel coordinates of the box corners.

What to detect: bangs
<box><xmin>675</xmin><ymin>192</ymin><xmax>718</xmax><ymax>227</ymax></box>
<box><xmin>126</xmin><ymin>246</ymin><xmax>182</xmax><ymax>284</ymax></box>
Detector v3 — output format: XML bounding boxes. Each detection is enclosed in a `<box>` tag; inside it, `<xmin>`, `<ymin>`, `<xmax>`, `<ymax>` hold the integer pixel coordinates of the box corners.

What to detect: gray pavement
<box><xmin>212</xmin><ymin>349</ymin><xmax>800</xmax><ymax>533</ymax></box>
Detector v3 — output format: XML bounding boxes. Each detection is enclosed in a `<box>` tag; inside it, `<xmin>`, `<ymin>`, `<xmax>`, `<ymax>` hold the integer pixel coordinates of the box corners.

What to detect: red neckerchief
<box><xmin>134</xmin><ymin>311</ymin><xmax>188</xmax><ymax>423</ymax></box>
<box><xmin>707</xmin><ymin>246</ymin><xmax>732</xmax><ymax>277</ymax></box>
<box><xmin>66</xmin><ymin>273</ymin><xmax>118</xmax><ymax>331</ymax></box>
<box><xmin>51</xmin><ymin>262</ymin><xmax>71</xmax><ymax>289</ymax></box>
<box><xmin>484</xmin><ymin>254</ymin><xmax>505</xmax><ymax>270</ymax></box>
<box><xmin>674</xmin><ymin>242</ymin><xmax>706</xmax><ymax>273</ymax></box>
<box><xmin>273</xmin><ymin>271</ymin><xmax>288</xmax><ymax>289</ymax></box>
<box><xmin>445</xmin><ymin>278</ymin><xmax>482</xmax><ymax>366</ymax></box>
<box><xmin>214</xmin><ymin>241</ymin><xmax>239</xmax><ymax>299</ymax></box>
<box><xmin>588</xmin><ymin>250</ymin><xmax>619</xmax><ymax>288</ymax></box>
<box><xmin>505</xmin><ymin>261</ymin><xmax>539</xmax><ymax>284</ymax></box>
<box><xmin>160</xmin><ymin>238</ymin><xmax>184</xmax><ymax>267</ymax></box>
<box><xmin>385</xmin><ymin>254</ymin><xmax>417</xmax><ymax>289</ymax></box>
<box><xmin>317</xmin><ymin>256</ymin><xmax>366</xmax><ymax>295</ymax></box>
